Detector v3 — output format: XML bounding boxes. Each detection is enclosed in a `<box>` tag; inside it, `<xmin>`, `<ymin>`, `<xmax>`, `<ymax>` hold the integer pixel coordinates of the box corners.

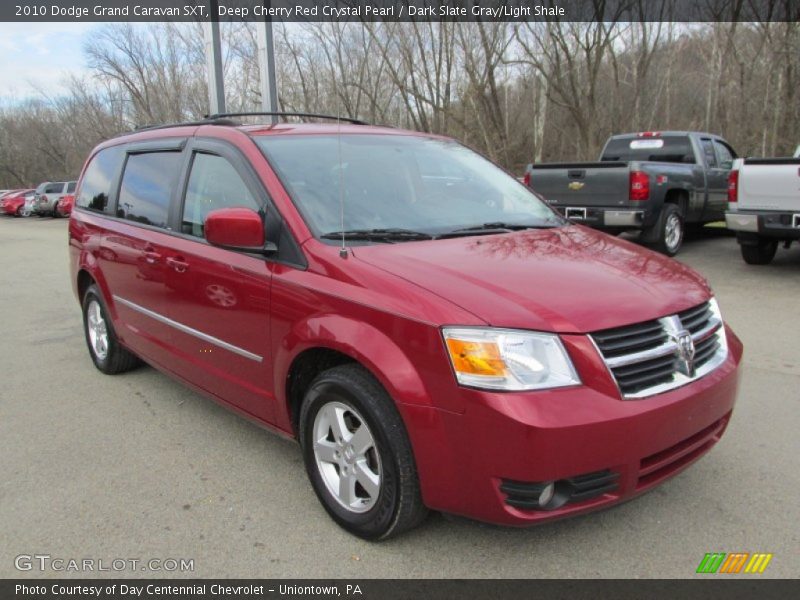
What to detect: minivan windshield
<box><xmin>256</xmin><ymin>134</ymin><xmax>562</xmax><ymax>239</ymax></box>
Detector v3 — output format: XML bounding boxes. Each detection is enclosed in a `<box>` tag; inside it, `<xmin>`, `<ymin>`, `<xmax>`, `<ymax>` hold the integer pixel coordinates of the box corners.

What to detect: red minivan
<box><xmin>69</xmin><ymin>114</ymin><xmax>742</xmax><ymax>540</ymax></box>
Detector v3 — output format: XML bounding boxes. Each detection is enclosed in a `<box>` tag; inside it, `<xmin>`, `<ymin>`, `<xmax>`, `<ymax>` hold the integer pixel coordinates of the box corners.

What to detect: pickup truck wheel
<box><xmin>647</xmin><ymin>203</ymin><xmax>683</xmax><ymax>256</ymax></box>
<box><xmin>299</xmin><ymin>364</ymin><xmax>428</xmax><ymax>540</ymax></box>
<box><xmin>740</xmin><ymin>239</ymin><xmax>777</xmax><ymax>265</ymax></box>
<box><xmin>82</xmin><ymin>285</ymin><xmax>141</xmax><ymax>374</ymax></box>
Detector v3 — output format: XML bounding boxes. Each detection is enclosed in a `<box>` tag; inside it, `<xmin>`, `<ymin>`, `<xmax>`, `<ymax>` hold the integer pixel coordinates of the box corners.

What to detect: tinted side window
<box><xmin>701</xmin><ymin>140</ymin><xmax>718</xmax><ymax>167</ymax></box>
<box><xmin>77</xmin><ymin>146</ymin><xmax>125</xmax><ymax>213</ymax></box>
<box><xmin>117</xmin><ymin>152</ymin><xmax>181</xmax><ymax>228</ymax></box>
<box><xmin>67</xmin><ymin>181</ymin><xmax>77</xmax><ymax>193</ymax></box>
<box><xmin>181</xmin><ymin>153</ymin><xmax>260</xmax><ymax>237</ymax></box>
<box><xmin>44</xmin><ymin>183</ymin><xmax>64</xmax><ymax>194</ymax></box>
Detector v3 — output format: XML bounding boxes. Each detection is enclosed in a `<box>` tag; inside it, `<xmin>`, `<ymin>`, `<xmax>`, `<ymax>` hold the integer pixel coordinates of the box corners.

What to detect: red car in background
<box><xmin>0</xmin><ymin>189</ymin><xmax>35</xmax><ymax>217</ymax></box>
<box><xmin>56</xmin><ymin>194</ymin><xmax>75</xmax><ymax>218</ymax></box>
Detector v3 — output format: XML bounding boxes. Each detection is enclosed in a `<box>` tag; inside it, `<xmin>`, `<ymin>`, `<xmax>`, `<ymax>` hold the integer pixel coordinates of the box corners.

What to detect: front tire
<box><xmin>740</xmin><ymin>239</ymin><xmax>777</xmax><ymax>265</ymax></box>
<box><xmin>299</xmin><ymin>364</ymin><xmax>427</xmax><ymax>540</ymax></box>
<box><xmin>82</xmin><ymin>284</ymin><xmax>141</xmax><ymax>374</ymax></box>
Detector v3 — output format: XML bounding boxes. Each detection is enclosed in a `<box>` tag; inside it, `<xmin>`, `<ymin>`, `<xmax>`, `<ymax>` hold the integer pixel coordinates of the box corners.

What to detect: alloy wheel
<box><xmin>665</xmin><ymin>213</ymin><xmax>682</xmax><ymax>252</ymax></box>
<box><xmin>86</xmin><ymin>299</ymin><xmax>109</xmax><ymax>360</ymax></box>
<box><xmin>312</xmin><ymin>401</ymin><xmax>382</xmax><ymax>514</ymax></box>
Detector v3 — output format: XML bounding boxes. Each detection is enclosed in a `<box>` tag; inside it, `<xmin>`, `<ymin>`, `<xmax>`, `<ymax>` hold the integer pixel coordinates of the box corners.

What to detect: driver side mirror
<box><xmin>204</xmin><ymin>207</ymin><xmax>276</xmax><ymax>255</ymax></box>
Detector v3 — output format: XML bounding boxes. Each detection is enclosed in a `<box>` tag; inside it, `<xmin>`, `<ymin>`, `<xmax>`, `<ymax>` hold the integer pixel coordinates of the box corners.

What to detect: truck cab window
<box><xmin>713</xmin><ymin>141</ymin><xmax>735</xmax><ymax>169</ymax></box>
<box><xmin>701</xmin><ymin>140</ymin><xmax>718</xmax><ymax>168</ymax></box>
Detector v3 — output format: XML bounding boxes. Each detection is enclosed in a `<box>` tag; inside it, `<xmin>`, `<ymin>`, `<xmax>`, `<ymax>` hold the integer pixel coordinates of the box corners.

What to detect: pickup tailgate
<box><xmin>527</xmin><ymin>162</ymin><xmax>630</xmax><ymax>207</ymax></box>
<box><xmin>739</xmin><ymin>158</ymin><xmax>800</xmax><ymax>211</ymax></box>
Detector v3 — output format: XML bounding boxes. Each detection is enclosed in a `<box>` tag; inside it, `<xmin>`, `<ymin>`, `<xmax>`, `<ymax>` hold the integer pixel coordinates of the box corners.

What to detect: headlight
<box><xmin>442</xmin><ymin>327</ymin><xmax>580</xmax><ymax>391</ymax></box>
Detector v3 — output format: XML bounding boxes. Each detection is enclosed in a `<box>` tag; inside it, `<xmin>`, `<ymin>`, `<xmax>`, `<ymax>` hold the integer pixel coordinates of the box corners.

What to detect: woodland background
<box><xmin>0</xmin><ymin>12</ymin><xmax>798</xmax><ymax>187</ymax></box>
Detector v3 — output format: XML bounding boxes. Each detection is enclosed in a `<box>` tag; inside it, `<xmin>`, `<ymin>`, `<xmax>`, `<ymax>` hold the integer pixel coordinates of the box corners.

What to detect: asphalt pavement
<box><xmin>1</xmin><ymin>216</ymin><xmax>798</xmax><ymax>578</ymax></box>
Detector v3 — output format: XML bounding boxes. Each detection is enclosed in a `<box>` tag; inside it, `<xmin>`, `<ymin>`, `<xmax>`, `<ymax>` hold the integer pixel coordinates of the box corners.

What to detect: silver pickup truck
<box><xmin>725</xmin><ymin>147</ymin><xmax>800</xmax><ymax>264</ymax></box>
<box><xmin>524</xmin><ymin>131</ymin><xmax>737</xmax><ymax>255</ymax></box>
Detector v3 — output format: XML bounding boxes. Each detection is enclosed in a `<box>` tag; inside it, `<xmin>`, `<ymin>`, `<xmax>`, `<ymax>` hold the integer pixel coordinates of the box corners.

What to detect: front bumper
<box><xmin>552</xmin><ymin>205</ymin><xmax>648</xmax><ymax>229</ymax></box>
<box><xmin>726</xmin><ymin>210</ymin><xmax>800</xmax><ymax>240</ymax></box>
<box><xmin>402</xmin><ymin>325</ymin><xmax>742</xmax><ymax>526</ymax></box>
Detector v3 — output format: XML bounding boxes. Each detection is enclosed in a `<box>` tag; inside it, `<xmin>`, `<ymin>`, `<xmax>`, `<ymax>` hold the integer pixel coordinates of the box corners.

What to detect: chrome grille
<box><xmin>591</xmin><ymin>300</ymin><xmax>728</xmax><ymax>398</ymax></box>
<box><xmin>592</xmin><ymin>320</ymin><xmax>667</xmax><ymax>358</ymax></box>
<box><xmin>678</xmin><ymin>303</ymin><xmax>713</xmax><ymax>335</ymax></box>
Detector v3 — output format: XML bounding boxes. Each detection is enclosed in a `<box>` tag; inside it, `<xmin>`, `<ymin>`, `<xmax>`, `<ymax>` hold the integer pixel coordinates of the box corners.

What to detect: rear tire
<box><xmin>82</xmin><ymin>284</ymin><xmax>141</xmax><ymax>374</ymax></box>
<box><xmin>52</xmin><ymin>202</ymin><xmax>60</xmax><ymax>217</ymax></box>
<box><xmin>740</xmin><ymin>239</ymin><xmax>777</xmax><ymax>265</ymax></box>
<box><xmin>299</xmin><ymin>364</ymin><xmax>427</xmax><ymax>540</ymax></box>
<box><xmin>645</xmin><ymin>203</ymin><xmax>684</xmax><ymax>256</ymax></box>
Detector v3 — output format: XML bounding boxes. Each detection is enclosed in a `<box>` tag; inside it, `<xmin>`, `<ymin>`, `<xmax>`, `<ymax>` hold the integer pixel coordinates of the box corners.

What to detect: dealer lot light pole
<box><xmin>204</xmin><ymin>1</ymin><xmax>278</xmax><ymax>121</ymax></box>
<box><xmin>256</xmin><ymin>4</ymin><xmax>279</xmax><ymax>123</ymax></box>
<box><xmin>204</xmin><ymin>0</ymin><xmax>226</xmax><ymax>115</ymax></box>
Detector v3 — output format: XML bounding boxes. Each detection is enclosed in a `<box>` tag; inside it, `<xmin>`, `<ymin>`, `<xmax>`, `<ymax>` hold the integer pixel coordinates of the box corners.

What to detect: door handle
<box><xmin>143</xmin><ymin>246</ymin><xmax>161</xmax><ymax>264</ymax></box>
<box><xmin>166</xmin><ymin>256</ymin><xmax>190</xmax><ymax>273</ymax></box>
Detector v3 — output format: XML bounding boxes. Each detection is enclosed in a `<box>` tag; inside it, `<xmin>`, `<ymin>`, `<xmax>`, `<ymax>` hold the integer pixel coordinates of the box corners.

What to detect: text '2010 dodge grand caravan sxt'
<box><xmin>69</xmin><ymin>114</ymin><xmax>742</xmax><ymax>540</ymax></box>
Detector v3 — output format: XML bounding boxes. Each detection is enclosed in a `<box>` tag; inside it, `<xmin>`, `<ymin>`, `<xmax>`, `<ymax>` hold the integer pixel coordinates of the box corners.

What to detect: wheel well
<box><xmin>77</xmin><ymin>270</ymin><xmax>94</xmax><ymax>302</ymax></box>
<box><xmin>286</xmin><ymin>348</ymin><xmax>356</xmax><ymax>435</ymax></box>
<box><xmin>664</xmin><ymin>189</ymin><xmax>688</xmax><ymax>215</ymax></box>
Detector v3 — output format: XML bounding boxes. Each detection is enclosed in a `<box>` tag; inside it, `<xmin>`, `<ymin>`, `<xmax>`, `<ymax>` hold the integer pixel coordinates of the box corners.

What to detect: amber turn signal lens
<box><xmin>445</xmin><ymin>338</ymin><xmax>507</xmax><ymax>377</ymax></box>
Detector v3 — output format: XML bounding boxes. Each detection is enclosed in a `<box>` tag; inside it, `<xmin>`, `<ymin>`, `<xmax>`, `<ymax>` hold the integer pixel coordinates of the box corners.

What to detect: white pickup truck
<box><xmin>725</xmin><ymin>146</ymin><xmax>800</xmax><ymax>264</ymax></box>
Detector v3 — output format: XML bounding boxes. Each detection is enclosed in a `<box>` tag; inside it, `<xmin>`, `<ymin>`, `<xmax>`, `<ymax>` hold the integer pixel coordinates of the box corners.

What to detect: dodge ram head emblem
<box><xmin>675</xmin><ymin>331</ymin><xmax>696</xmax><ymax>377</ymax></box>
<box><xmin>568</xmin><ymin>181</ymin><xmax>585</xmax><ymax>190</ymax></box>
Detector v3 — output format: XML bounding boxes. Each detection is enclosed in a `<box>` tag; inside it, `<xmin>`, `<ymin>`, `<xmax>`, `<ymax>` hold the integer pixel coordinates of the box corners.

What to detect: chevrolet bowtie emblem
<box><xmin>568</xmin><ymin>181</ymin><xmax>585</xmax><ymax>190</ymax></box>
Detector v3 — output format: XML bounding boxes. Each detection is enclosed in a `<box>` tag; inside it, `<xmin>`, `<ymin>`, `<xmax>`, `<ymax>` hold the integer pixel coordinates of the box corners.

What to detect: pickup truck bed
<box><xmin>528</xmin><ymin>159</ymin><xmax>704</xmax><ymax>227</ymax></box>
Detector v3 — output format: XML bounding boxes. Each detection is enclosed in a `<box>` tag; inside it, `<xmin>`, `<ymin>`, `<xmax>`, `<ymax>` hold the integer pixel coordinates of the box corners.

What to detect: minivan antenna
<box><xmin>337</xmin><ymin>101</ymin><xmax>347</xmax><ymax>259</ymax></box>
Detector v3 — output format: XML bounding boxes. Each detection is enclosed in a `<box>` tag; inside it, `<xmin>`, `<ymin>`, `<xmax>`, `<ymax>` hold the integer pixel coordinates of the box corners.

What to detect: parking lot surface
<box><xmin>1</xmin><ymin>216</ymin><xmax>798</xmax><ymax>578</ymax></box>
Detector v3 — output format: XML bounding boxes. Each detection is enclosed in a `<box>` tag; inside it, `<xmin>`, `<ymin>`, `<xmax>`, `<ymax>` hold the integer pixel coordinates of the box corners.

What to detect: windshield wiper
<box><xmin>320</xmin><ymin>228</ymin><xmax>434</xmax><ymax>242</ymax></box>
<box><xmin>439</xmin><ymin>221</ymin><xmax>559</xmax><ymax>238</ymax></box>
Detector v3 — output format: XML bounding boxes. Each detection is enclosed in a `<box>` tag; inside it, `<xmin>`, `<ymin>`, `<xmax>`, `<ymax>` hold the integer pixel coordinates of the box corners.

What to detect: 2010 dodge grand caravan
<box><xmin>69</xmin><ymin>114</ymin><xmax>742</xmax><ymax>540</ymax></box>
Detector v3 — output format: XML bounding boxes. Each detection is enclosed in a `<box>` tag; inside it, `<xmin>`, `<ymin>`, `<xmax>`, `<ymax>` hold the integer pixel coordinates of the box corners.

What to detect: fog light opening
<box><xmin>538</xmin><ymin>482</ymin><xmax>555</xmax><ymax>507</ymax></box>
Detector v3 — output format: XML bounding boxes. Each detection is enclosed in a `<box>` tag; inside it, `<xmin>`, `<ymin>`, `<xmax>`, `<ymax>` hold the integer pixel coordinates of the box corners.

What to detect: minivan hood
<box><xmin>352</xmin><ymin>225</ymin><xmax>711</xmax><ymax>333</ymax></box>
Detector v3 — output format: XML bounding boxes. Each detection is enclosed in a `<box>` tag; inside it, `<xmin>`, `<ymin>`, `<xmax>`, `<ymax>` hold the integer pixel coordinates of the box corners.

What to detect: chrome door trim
<box><xmin>113</xmin><ymin>295</ymin><xmax>263</xmax><ymax>363</ymax></box>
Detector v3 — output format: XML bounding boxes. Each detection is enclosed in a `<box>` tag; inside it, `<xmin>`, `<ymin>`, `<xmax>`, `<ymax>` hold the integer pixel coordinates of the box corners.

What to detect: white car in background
<box><xmin>725</xmin><ymin>147</ymin><xmax>800</xmax><ymax>264</ymax></box>
<box><xmin>32</xmin><ymin>181</ymin><xmax>76</xmax><ymax>216</ymax></box>
<box><xmin>20</xmin><ymin>191</ymin><xmax>37</xmax><ymax>217</ymax></box>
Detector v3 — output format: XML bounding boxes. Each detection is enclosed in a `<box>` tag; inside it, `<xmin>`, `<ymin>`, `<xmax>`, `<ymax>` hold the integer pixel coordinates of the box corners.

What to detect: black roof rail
<box><xmin>130</xmin><ymin>117</ymin><xmax>239</xmax><ymax>133</ymax></box>
<box><xmin>117</xmin><ymin>112</ymin><xmax>367</xmax><ymax>139</ymax></box>
<box><xmin>204</xmin><ymin>111</ymin><xmax>368</xmax><ymax>125</ymax></box>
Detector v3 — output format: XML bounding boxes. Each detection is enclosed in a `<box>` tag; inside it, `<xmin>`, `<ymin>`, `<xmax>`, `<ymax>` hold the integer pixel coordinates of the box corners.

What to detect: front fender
<box><xmin>273</xmin><ymin>314</ymin><xmax>434</xmax><ymax>430</ymax></box>
<box><xmin>273</xmin><ymin>314</ymin><xmax>466</xmax><ymax>511</ymax></box>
